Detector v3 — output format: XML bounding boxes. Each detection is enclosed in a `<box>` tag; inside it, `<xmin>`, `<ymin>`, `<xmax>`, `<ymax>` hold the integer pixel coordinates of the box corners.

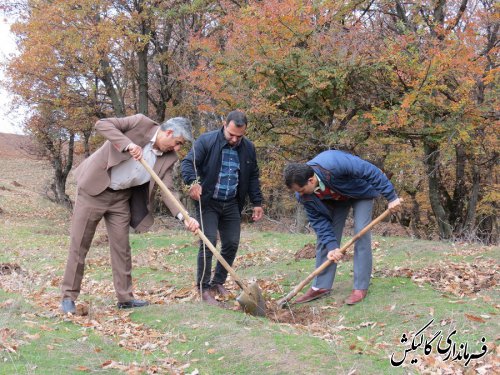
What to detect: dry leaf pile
<box><xmin>234</xmin><ymin>247</ymin><xmax>284</xmax><ymax>267</ymax></box>
<box><xmin>377</xmin><ymin>258</ymin><xmax>499</xmax><ymax>297</ymax></box>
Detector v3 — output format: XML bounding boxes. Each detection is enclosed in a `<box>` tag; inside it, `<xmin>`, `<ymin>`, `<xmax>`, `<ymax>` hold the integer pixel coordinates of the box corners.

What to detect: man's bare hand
<box><xmin>128</xmin><ymin>143</ymin><xmax>143</xmax><ymax>160</ymax></box>
<box><xmin>189</xmin><ymin>183</ymin><xmax>202</xmax><ymax>201</ymax></box>
<box><xmin>388</xmin><ymin>198</ymin><xmax>402</xmax><ymax>212</ymax></box>
<box><xmin>252</xmin><ymin>206</ymin><xmax>264</xmax><ymax>222</ymax></box>
<box><xmin>184</xmin><ymin>217</ymin><xmax>200</xmax><ymax>232</ymax></box>
<box><xmin>327</xmin><ymin>248</ymin><xmax>344</xmax><ymax>263</ymax></box>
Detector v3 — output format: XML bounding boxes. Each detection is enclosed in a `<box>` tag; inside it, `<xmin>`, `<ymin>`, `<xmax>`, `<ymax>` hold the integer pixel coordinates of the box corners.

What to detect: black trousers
<box><xmin>195</xmin><ymin>198</ymin><xmax>241</xmax><ymax>290</ymax></box>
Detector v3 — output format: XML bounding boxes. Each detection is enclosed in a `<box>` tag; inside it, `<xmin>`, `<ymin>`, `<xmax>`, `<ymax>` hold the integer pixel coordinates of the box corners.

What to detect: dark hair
<box><xmin>225</xmin><ymin>110</ymin><xmax>247</xmax><ymax>127</ymax></box>
<box><xmin>283</xmin><ymin>163</ymin><xmax>314</xmax><ymax>188</ymax></box>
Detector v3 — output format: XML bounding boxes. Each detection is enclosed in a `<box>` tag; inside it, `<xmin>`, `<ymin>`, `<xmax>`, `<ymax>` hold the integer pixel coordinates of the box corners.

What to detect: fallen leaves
<box><xmin>0</xmin><ymin>264</ymin><xmax>195</xmax><ymax>373</ymax></box>
<box><xmin>1</xmin><ymin>170</ymin><xmax>498</xmax><ymax>375</ymax></box>
<box><xmin>0</xmin><ymin>328</ymin><xmax>19</xmax><ymax>353</ymax></box>
<box><xmin>464</xmin><ymin>314</ymin><xmax>486</xmax><ymax>323</ymax></box>
<box><xmin>0</xmin><ymin>299</ymin><xmax>15</xmax><ymax>308</ymax></box>
<box><xmin>377</xmin><ymin>259</ymin><xmax>498</xmax><ymax>297</ymax></box>
<box><xmin>101</xmin><ymin>360</ymin><xmax>145</xmax><ymax>374</ymax></box>
<box><xmin>23</xmin><ymin>333</ymin><xmax>40</xmax><ymax>341</ymax></box>
<box><xmin>235</xmin><ymin>246</ymin><xmax>283</xmax><ymax>267</ymax></box>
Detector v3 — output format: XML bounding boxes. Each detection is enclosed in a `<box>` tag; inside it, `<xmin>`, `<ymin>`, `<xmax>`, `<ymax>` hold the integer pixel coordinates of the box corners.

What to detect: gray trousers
<box><xmin>313</xmin><ymin>199</ymin><xmax>374</xmax><ymax>291</ymax></box>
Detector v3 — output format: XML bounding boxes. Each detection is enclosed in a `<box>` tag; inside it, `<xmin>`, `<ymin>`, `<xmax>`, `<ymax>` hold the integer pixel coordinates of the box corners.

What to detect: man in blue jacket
<box><xmin>284</xmin><ymin>150</ymin><xmax>401</xmax><ymax>305</ymax></box>
<box><xmin>181</xmin><ymin>110</ymin><xmax>264</xmax><ymax>306</ymax></box>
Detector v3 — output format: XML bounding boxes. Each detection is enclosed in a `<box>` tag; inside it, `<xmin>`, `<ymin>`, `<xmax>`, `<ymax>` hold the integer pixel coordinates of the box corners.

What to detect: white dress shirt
<box><xmin>109</xmin><ymin>131</ymin><xmax>162</xmax><ymax>190</ymax></box>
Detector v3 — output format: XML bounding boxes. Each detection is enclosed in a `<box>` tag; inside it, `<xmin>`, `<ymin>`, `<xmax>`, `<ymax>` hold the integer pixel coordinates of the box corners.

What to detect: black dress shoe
<box><xmin>211</xmin><ymin>284</ymin><xmax>231</xmax><ymax>297</ymax></box>
<box><xmin>117</xmin><ymin>299</ymin><xmax>149</xmax><ymax>309</ymax></box>
<box><xmin>200</xmin><ymin>289</ymin><xmax>221</xmax><ymax>307</ymax></box>
<box><xmin>61</xmin><ymin>299</ymin><xmax>76</xmax><ymax>314</ymax></box>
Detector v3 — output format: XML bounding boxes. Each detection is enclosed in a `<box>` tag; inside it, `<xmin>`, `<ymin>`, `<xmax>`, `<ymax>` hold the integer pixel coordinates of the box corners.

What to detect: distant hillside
<box><xmin>0</xmin><ymin>133</ymin><xmax>37</xmax><ymax>158</ymax></box>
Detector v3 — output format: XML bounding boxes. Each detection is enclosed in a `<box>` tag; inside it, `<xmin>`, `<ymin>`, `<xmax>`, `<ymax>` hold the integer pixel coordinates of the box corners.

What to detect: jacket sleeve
<box><xmin>337</xmin><ymin>153</ymin><xmax>398</xmax><ymax>202</ymax></box>
<box><xmin>247</xmin><ymin>143</ymin><xmax>263</xmax><ymax>207</ymax></box>
<box><xmin>357</xmin><ymin>160</ymin><xmax>398</xmax><ymax>202</ymax></box>
<box><xmin>95</xmin><ymin>114</ymin><xmax>149</xmax><ymax>153</ymax></box>
<box><xmin>301</xmin><ymin>195</ymin><xmax>339</xmax><ymax>251</ymax></box>
<box><xmin>180</xmin><ymin>135</ymin><xmax>207</xmax><ymax>185</ymax></box>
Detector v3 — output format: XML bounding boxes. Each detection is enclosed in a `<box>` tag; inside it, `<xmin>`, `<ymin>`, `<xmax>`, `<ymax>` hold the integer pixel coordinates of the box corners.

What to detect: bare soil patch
<box><xmin>0</xmin><ymin>263</ymin><xmax>22</xmax><ymax>275</ymax></box>
<box><xmin>0</xmin><ymin>133</ymin><xmax>37</xmax><ymax>158</ymax></box>
<box><xmin>294</xmin><ymin>242</ymin><xmax>316</xmax><ymax>260</ymax></box>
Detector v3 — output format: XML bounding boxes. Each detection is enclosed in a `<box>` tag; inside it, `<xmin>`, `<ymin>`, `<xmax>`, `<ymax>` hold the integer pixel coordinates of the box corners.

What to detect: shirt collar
<box><xmin>313</xmin><ymin>173</ymin><xmax>325</xmax><ymax>194</ymax></box>
<box><xmin>151</xmin><ymin>129</ymin><xmax>163</xmax><ymax>156</ymax></box>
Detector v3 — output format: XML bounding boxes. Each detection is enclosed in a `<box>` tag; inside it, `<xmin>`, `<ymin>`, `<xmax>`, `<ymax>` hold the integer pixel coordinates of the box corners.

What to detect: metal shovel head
<box><xmin>236</xmin><ymin>281</ymin><xmax>266</xmax><ymax>317</ymax></box>
<box><xmin>277</xmin><ymin>297</ymin><xmax>289</xmax><ymax>309</ymax></box>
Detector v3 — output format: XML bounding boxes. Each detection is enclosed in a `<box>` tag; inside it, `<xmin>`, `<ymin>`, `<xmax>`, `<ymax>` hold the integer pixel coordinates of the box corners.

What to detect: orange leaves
<box><xmin>101</xmin><ymin>360</ymin><xmax>145</xmax><ymax>373</ymax></box>
<box><xmin>464</xmin><ymin>314</ymin><xmax>486</xmax><ymax>323</ymax></box>
<box><xmin>0</xmin><ymin>328</ymin><xmax>19</xmax><ymax>354</ymax></box>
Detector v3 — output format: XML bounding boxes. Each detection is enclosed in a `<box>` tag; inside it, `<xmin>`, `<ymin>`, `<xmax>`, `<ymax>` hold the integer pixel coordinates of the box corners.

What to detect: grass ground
<box><xmin>0</xmin><ymin>156</ymin><xmax>498</xmax><ymax>374</ymax></box>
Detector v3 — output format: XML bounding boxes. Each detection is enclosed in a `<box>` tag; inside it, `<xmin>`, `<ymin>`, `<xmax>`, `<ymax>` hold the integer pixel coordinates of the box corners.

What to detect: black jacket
<box><xmin>181</xmin><ymin>127</ymin><xmax>263</xmax><ymax>213</ymax></box>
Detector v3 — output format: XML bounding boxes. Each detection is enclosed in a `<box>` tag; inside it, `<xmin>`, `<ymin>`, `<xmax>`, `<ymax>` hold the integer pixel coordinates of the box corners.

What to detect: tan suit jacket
<box><xmin>74</xmin><ymin>113</ymin><xmax>181</xmax><ymax>232</ymax></box>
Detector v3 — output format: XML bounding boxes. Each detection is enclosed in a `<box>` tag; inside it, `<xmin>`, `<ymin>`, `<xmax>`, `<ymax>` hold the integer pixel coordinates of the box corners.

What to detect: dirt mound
<box><xmin>294</xmin><ymin>243</ymin><xmax>316</xmax><ymax>260</ymax></box>
<box><xmin>0</xmin><ymin>263</ymin><xmax>21</xmax><ymax>275</ymax></box>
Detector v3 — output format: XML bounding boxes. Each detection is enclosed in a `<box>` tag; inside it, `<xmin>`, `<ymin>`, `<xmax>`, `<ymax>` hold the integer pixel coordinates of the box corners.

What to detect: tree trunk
<box><xmin>295</xmin><ymin>204</ymin><xmax>309</xmax><ymax>233</ymax></box>
<box><xmin>450</xmin><ymin>143</ymin><xmax>467</xmax><ymax>231</ymax></box>
<box><xmin>150</xmin><ymin>24</ymin><xmax>173</xmax><ymax>122</ymax></box>
<box><xmin>136</xmin><ymin>0</ymin><xmax>150</xmax><ymax>115</ymax></box>
<box><xmin>137</xmin><ymin>46</ymin><xmax>149</xmax><ymax>115</ymax></box>
<box><xmin>463</xmin><ymin>162</ymin><xmax>480</xmax><ymax>237</ymax></box>
<box><xmin>82</xmin><ymin>128</ymin><xmax>92</xmax><ymax>158</ymax></box>
<box><xmin>99</xmin><ymin>58</ymin><xmax>125</xmax><ymax>117</ymax></box>
<box><xmin>423</xmin><ymin>140</ymin><xmax>453</xmax><ymax>239</ymax></box>
<box><xmin>48</xmin><ymin>132</ymin><xmax>74</xmax><ymax>208</ymax></box>
<box><xmin>477</xmin><ymin>155</ymin><xmax>498</xmax><ymax>244</ymax></box>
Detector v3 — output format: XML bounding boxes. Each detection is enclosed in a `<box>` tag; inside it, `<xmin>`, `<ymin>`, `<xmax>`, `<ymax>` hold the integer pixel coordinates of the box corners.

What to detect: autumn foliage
<box><xmin>187</xmin><ymin>0</ymin><xmax>499</xmax><ymax>243</ymax></box>
<box><xmin>2</xmin><ymin>0</ymin><xmax>498</xmax><ymax>242</ymax></box>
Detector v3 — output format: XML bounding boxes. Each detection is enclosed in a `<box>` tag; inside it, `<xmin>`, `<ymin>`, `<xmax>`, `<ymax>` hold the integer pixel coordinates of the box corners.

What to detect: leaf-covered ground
<box><xmin>0</xmin><ymin>155</ymin><xmax>499</xmax><ymax>374</ymax></box>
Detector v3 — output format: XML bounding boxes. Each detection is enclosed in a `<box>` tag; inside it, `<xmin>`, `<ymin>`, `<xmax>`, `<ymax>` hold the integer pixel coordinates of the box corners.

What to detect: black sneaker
<box><xmin>117</xmin><ymin>299</ymin><xmax>149</xmax><ymax>309</ymax></box>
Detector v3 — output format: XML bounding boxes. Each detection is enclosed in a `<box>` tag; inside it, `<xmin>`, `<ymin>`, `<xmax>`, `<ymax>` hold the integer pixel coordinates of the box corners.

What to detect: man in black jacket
<box><xmin>181</xmin><ymin>110</ymin><xmax>264</xmax><ymax>306</ymax></box>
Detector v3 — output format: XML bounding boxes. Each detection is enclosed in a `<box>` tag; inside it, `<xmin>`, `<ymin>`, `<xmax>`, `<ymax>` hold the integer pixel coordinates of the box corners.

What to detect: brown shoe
<box><xmin>211</xmin><ymin>284</ymin><xmax>231</xmax><ymax>297</ymax></box>
<box><xmin>295</xmin><ymin>288</ymin><xmax>331</xmax><ymax>304</ymax></box>
<box><xmin>345</xmin><ymin>289</ymin><xmax>367</xmax><ymax>305</ymax></box>
<box><xmin>201</xmin><ymin>289</ymin><xmax>220</xmax><ymax>306</ymax></box>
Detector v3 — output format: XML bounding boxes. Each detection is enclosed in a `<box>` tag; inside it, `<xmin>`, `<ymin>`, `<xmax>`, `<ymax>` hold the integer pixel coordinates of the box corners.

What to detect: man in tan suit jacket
<box><xmin>61</xmin><ymin>114</ymin><xmax>199</xmax><ymax>313</ymax></box>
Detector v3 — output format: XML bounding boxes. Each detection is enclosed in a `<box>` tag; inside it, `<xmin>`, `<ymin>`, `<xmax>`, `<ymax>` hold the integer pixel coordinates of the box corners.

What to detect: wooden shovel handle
<box><xmin>278</xmin><ymin>207</ymin><xmax>394</xmax><ymax>306</ymax></box>
<box><xmin>138</xmin><ymin>158</ymin><xmax>252</xmax><ymax>295</ymax></box>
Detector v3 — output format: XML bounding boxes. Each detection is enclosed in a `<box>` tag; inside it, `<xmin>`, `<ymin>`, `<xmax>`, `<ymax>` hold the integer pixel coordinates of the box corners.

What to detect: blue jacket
<box><xmin>299</xmin><ymin>150</ymin><xmax>398</xmax><ymax>251</ymax></box>
<box><xmin>181</xmin><ymin>127</ymin><xmax>263</xmax><ymax>213</ymax></box>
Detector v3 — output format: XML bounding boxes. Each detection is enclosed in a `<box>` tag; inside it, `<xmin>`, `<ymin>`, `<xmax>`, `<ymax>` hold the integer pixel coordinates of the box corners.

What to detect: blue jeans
<box><xmin>313</xmin><ymin>199</ymin><xmax>374</xmax><ymax>291</ymax></box>
<box><xmin>195</xmin><ymin>198</ymin><xmax>241</xmax><ymax>290</ymax></box>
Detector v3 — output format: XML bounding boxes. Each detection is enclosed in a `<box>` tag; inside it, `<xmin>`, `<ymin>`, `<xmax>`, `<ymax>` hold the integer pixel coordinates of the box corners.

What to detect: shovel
<box><xmin>277</xmin><ymin>207</ymin><xmax>394</xmax><ymax>308</ymax></box>
<box><xmin>139</xmin><ymin>158</ymin><xmax>266</xmax><ymax>317</ymax></box>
